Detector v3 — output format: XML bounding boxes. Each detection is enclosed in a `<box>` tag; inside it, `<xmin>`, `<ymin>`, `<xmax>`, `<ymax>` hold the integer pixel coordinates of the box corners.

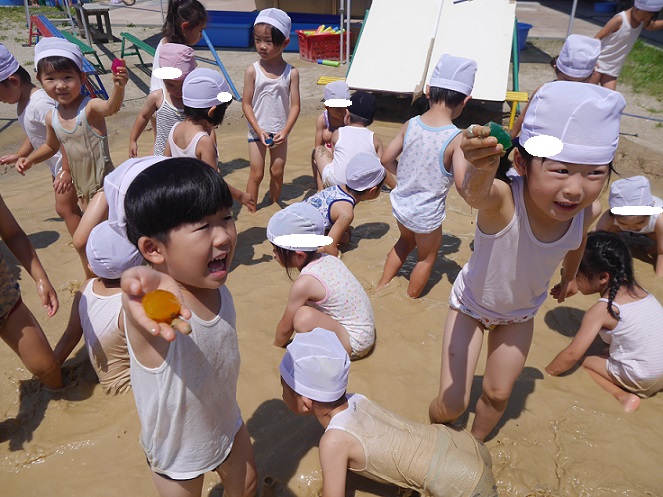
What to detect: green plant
<box><xmin>620</xmin><ymin>40</ymin><xmax>663</xmax><ymax>102</ymax></box>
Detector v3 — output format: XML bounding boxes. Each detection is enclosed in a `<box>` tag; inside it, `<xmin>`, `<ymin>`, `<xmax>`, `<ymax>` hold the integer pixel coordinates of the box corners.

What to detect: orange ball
<box><xmin>142</xmin><ymin>290</ymin><xmax>181</xmax><ymax>324</ymax></box>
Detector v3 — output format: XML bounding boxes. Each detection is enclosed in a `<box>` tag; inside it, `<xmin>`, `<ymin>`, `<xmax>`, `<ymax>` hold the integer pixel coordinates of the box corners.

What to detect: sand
<box><xmin>1</xmin><ymin>28</ymin><xmax>663</xmax><ymax>497</ymax></box>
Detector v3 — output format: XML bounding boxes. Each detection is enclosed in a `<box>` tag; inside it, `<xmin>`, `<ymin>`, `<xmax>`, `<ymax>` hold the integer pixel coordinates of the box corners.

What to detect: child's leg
<box><xmin>54</xmin><ymin>187</ymin><xmax>82</xmax><ymax>238</ymax></box>
<box><xmin>292</xmin><ymin>305</ymin><xmax>353</xmax><ymax>357</ymax></box>
<box><xmin>215</xmin><ymin>422</ymin><xmax>258</xmax><ymax>497</ymax></box>
<box><xmin>150</xmin><ymin>472</ymin><xmax>204</xmax><ymax>497</ymax></box>
<box><xmin>471</xmin><ymin>320</ymin><xmax>533</xmax><ymax>441</ymax></box>
<box><xmin>598</xmin><ymin>73</ymin><xmax>617</xmax><ymax>90</ymax></box>
<box><xmin>407</xmin><ymin>228</ymin><xmax>443</xmax><ymax>298</ymax></box>
<box><xmin>581</xmin><ymin>355</ymin><xmax>641</xmax><ymax>412</ymax></box>
<box><xmin>0</xmin><ymin>301</ymin><xmax>62</xmax><ymax>390</ymax></box>
<box><xmin>246</xmin><ymin>141</ymin><xmax>267</xmax><ymax>207</ymax></box>
<box><xmin>313</xmin><ymin>146</ymin><xmax>333</xmax><ymax>189</ymax></box>
<box><xmin>268</xmin><ymin>142</ymin><xmax>288</xmax><ymax>204</ymax></box>
<box><xmin>72</xmin><ymin>191</ymin><xmax>107</xmax><ymax>279</ymax></box>
<box><xmin>311</xmin><ymin>148</ymin><xmax>324</xmax><ymax>191</ymax></box>
<box><xmin>429</xmin><ymin>309</ymin><xmax>485</xmax><ymax>424</ymax></box>
<box><xmin>376</xmin><ymin>221</ymin><xmax>416</xmax><ymax>293</ymax></box>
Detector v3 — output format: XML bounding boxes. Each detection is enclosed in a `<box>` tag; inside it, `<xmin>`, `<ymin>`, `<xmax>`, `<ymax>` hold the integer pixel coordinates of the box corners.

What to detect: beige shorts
<box><xmin>449</xmin><ymin>291</ymin><xmax>534</xmax><ymax>331</ymax></box>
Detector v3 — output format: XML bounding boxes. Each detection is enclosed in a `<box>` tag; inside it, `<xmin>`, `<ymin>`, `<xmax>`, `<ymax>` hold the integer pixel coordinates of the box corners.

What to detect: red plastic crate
<box><xmin>296</xmin><ymin>29</ymin><xmax>354</xmax><ymax>62</ymax></box>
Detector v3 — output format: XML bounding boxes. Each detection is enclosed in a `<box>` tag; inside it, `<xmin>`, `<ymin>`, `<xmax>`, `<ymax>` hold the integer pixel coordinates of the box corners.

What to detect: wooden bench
<box><xmin>73</xmin><ymin>3</ymin><xmax>113</xmax><ymax>44</ymax></box>
<box><xmin>28</xmin><ymin>15</ymin><xmax>108</xmax><ymax>99</ymax></box>
<box><xmin>120</xmin><ymin>32</ymin><xmax>156</xmax><ymax>71</ymax></box>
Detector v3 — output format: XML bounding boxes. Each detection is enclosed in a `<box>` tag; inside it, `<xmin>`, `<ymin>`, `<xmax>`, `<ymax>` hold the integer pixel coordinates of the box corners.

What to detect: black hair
<box><xmin>578</xmin><ymin>231</ymin><xmax>639</xmax><ymax>320</ymax></box>
<box><xmin>272</xmin><ymin>243</ymin><xmax>317</xmax><ymax>280</ymax></box>
<box><xmin>0</xmin><ymin>65</ymin><xmax>31</xmax><ymax>86</ymax></box>
<box><xmin>36</xmin><ymin>56</ymin><xmax>83</xmax><ymax>79</ymax></box>
<box><xmin>183</xmin><ymin>102</ymin><xmax>230</xmax><ymax>126</ymax></box>
<box><xmin>254</xmin><ymin>22</ymin><xmax>287</xmax><ymax>47</ymax></box>
<box><xmin>163</xmin><ymin>0</ymin><xmax>207</xmax><ymax>44</ymax></box>
<box><xmin>346</xmin><ymin>175</ymin><xmax>387</xmax><ymax>197</ymax></box>
<box><xmin>428</xmin><ymin>87</ymin><xmax>467</xmax><ymax>108</ymax></box>
<box><xmin>125</xmin><ymin>157</ymin><xmax>232</xmax><ymax>246</ymax></box>
<box><xmin>347</xmin><ymin>112</ymin><xmax>373</xmax><ymax>127</ymax></box>
<box><xmin>312</xmin><ymin>393</ymin><xmax>348</xmax><ymax>409</ymax></box>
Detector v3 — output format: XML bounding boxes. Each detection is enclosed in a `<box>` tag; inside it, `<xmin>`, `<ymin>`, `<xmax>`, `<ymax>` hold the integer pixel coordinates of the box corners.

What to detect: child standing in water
<box><xmin>545</xmin><ymin>231</ymin><xmax>663</xmax><ymax>412</ymax></box>
<box><xmin>280</xmin><ymin>329</ymin><xmax>497</xmax><ymax>497</ymax></box>
<box><xmin>243</xmin><ymin>8</ymin><xmax>301</xmax><ymax>207</ymax></box>
<box><xmin>429</xmin><ymin>82</ymin><xmax>626</xmax><ymax>441</ymax></box>
<box><xmin>267</xmin><ymin>203</ymin><xmax>375</xmax><ymax>359</ymax></box>
<box><xmin>377</xmin><ymin>54</ymin><xmax>476</xmax><ymax>299</ymax></box>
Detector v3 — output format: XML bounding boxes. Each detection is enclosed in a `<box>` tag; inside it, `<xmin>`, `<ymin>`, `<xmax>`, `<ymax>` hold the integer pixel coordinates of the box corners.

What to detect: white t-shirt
<box><xmin>18</xmin><ymin>89</ymin><xmax>62</xmax><ymax>176</ymax></box>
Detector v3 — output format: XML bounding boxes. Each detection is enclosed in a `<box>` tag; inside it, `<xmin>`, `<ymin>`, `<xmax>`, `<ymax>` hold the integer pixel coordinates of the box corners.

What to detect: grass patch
<box><xmin>620</xmin><ymin>40</ymin><xmax>663</xmax><ymax>102</ymax></box>
<box><xmin>0</xmin><ymin>6</ymin><xmax>67</xmax><ymax>25</ymax></box>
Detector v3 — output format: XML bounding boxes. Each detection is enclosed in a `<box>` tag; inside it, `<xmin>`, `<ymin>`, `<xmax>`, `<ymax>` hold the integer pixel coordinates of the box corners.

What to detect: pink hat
<box><xmin>158</xmin><ymin>43</ymin><xmax>197</xmax><ymax>80</ymax></box>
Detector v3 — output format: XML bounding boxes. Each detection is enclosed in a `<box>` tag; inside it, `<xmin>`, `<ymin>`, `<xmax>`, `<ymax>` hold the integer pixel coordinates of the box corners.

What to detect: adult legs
<box><xmin>215</xmin><ymin>422</ymin><xmax>258</xmax><ymax>497</ymax></box>
<box><xmin>292</xmin><ymin>305</ymin><xmax>352</xmax><ymax>357</ymax></box>
<box><xmin>582</xmin><ymin>355</ymin><xmax>641</xmax><ymax>412</ymax></box>
<box><xmin>471</xmin><ymin>320</ymin><xmax>533</xmax><ymax>441</ymax></box>
<box><xmin>376</xmin><ymin>221</ymin><xmax>416</xmax><ymax>293</ymax></box>
<box><xmin>246</xmin><ymin>141</ymin><xmax>267</xmax><ymax>208</ymax></box>
<box><xmin>268</xmin><ymin>142</ymin><xmax>287</xmax><ymax>205</ymax></box>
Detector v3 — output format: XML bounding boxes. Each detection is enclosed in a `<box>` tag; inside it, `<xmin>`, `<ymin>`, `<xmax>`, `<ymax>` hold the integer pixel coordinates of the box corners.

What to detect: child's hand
<box><xmin>53</xmin><ymin>169</ymin><xmax>73</xmax><ymax>194</ymax></box>
<box><xmin>112</xmin><ymin>65</ymin><xmax>129</xmax><ymax>88</ymax></box>
<box><xmin>461</xmin><ymin>124</ymin><xmax>504</xmax><ymax>170</ymax></box>
<box><xmin>121</xmin><ymin>266</ymin><xmax>192</xmax><ymax>342</ymax></box>
<box><xmin>260</xmin><ymin>130</ymin><xmax>275</xmax><ymax>148</ymax></box>
<box><xmin>129</xmin><ymin>140</ymin><xmax>138</xmax><ymax>158</ymax></box>
<box><xmin>0</xmin><ymin>153</ymin><xmax>20</xmax><ymax>165</ymax></box>
<box><xmin>550</xmin><ymin>275</ymin><xmax>578</xmax><ymax>303</ymax></box>
<box><xmin>15</xmin><ymin>157</ymin><xmax>33</xmax><ymax>176</ymax></box>
<box><xmin>272</xmin><ymin>130</ymin><xmax>287</xmax><ymax>147</ymax></box>
<box><xmin>36</xmin><ymin>278</ymin><xmax>58</xmax><ymax>317</ymax></box>
<box><xmin>240</xmin><ymin>192</ymin><xmax>256</xmax><ymax>213</ymax></box>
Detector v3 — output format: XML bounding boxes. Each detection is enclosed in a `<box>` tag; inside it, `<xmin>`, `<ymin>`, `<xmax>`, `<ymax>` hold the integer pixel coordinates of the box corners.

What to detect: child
<box><xmin>376</xmin><ymin>53</ymin><xmax>476</xmax><ymax>299</ymax></box>
<box><xmin>0</xmin><ymin>44</ymin><xmax>83</xmax><ymax>269</ymax></box>
<box><xmin>165</xmin><ymin>67</ymin><xmax>256</xmax><ymax>211</ymax></box>
<box><xmin>596</xmin><ymin>175</ymin><xmax>663</xmax><ymax>276</ymax></box>
<box><xmin>16</xmin><ymin>38</ymin><xmax>128</xmax><ymax>211</ymax></box>
<box><xmin>0</xmin><ymin>192</ymin><xmax>61</xmax><ymax>390</ymax></box>
<box><xmin>311</xmin><ymin>80</ymin><xmax>351</xmax><ymax>190</ymax></box>
<box><xmin>313</xmin><ymin>91</ymin><xmax>383</xmax><ymax>189</ymax></box>
<box><xmin>243</xmin><ymin>8</ymin><xmax>301</xmax><ymax>207</ymax></box>
<box><xmin>267</xmin><ymin>203</ymin><xmax>375</xmax><ymax>360</ymax></box>
<box><xmin>305</xmin><ymin>153</ymin><xmax>386</xmax><ymax>256</ymax></box>
<box><xmin>545</xmin><ymin>231</ymin><xmax>663</xmax><ymax>412</ymax></box>
<box><xmin>428</xmin><ymin>81</ymin><xmax>626</xmax><ymax>441</ymax></box>
<box><xmin>592</xmin><ymin>0</ymin><xmax>663</xmax><ymax>90</ymax></box>
<box><xmin>511</xmin><ymin>34</ymin><xmax>601</xmax><ymax>138</ymax></box>
<box><xmin>53</xmin><ymin>221</ymin><xmax>143</xmax><ymax>395</ymax></box>
<box><xmin>280</xmin><ymin>328</ymin><xmax>497</xmax><ymax>497</ymax></box>
<box><xmin>130</xmin><ymin>43</ymin><xmax>196</xmax><ymax>157</ymax></box>
<box><xmin>120</xmin><ymin>157</ymin><xmax>257</xmax><ymax>497</ymax></box>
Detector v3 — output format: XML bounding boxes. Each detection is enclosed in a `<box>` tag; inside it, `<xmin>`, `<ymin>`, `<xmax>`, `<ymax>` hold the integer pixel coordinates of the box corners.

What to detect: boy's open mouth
<box><xmin>208</xmin><ymin>255</ymin><xmax>227</xmax><ymax>274</ymax></box>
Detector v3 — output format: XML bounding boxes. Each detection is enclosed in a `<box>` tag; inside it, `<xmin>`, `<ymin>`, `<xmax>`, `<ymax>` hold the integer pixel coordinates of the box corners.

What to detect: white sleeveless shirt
<box><xmin>249</xmin><ymin>61</ymin><xmax>291</xmax><ymax>135</ymax></box>
<box><xmin>167</xmin><ymin>122</ymin><xmax>218</xmax><ymax>164</ymax></box>
<box><xmin>127</xmin><ymin>285</ymin><xmax>242</xmax><ymax>479</ymax></box>
<box><xmin>331</xmin><ymin>126</ymin><xmax>377</xmax><ymax>185</ymax></box>
<box><xmin>597</xmin><ymin>11</ymin><xmax>643</xmax><ymax>77</ymax></box>
<box><xmin>452</xmin><ymin>175</ymin><xmax>585</xmax><ymax>321</ymax></box>
<box><xmin>19</xmin><ymin>89</ymin><xmax>62</xmax><ymax>176</ymax></box>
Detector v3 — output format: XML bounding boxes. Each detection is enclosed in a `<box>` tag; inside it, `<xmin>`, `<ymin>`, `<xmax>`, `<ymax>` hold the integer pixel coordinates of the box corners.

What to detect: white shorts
<box><xmin>606</xmin><ymin>362</ymin><xmax>663</xmax><ymax>398</ymax></box>
<box><xmin>321</xmin><ymin>164</ymin><xmax>340</xmax><ymax>189</ymax></box>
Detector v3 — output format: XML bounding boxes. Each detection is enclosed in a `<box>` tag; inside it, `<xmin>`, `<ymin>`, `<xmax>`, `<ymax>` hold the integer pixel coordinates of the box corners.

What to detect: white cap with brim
<box><xmin>279</xmin><ymin>328</ymin><xmax>350</xmax><ymax>402</ymax></box>
<box><xmin>104</xmin><ymin>157</ymin><xmax>166</xmax><ymax>236</ymax></box>
<box><xmin>556</xmin><ymin>34</ymin><xmax>601</xmax><ymax>79</ymax></box>
<box><xmin>324</xmin><ymin>80</ymin><xmax>351</xmax><ymax>101</ymax></box>
<box><xmin>429</xmin><ymin>53</ymin><xmax>477</xmax><ymax>96</ymax></box>
<box><xmin>0</xmin><ymin>44</ymin><xmax>19</xmax><ymax>82</ymax></box>
<box><xmin>34</xmin><ymin>38</ymin><xmax>83</xmax><ymax>71</ymax></box>
<box><xmin>345</xmin><ymin>153</ymin><xmax>386</xmax><ymax>191</ymax></box>
<box><xmin>267</xmin><ymin>203</ymin><xmax>331</xmax><ymax>251</ymax></box>
<box><xmin>519</xmin><ymin>81</ymin><xmax>625</xmax><ymax>165</ymax></box>
<box><xmin>634</xmin><ymin>0</ymin><xmax>663</xmax><ymax>12</ymax></box>
<box><xmin>609</xmin><ymin>176</ymin><xmax>654</xmax><ymax>213</ymax></box>
<box><xmin>182</xmin><ymin>68</ymin><xmax>232</xmax><ymax>108</ymax></box>
<box><xmin>86</xmin><ymin>221</ymin><xmax>144</xmax><ymax>279</ymax></box>
<box><xmin>255</xmin><ymin>8</ymin><xmax>292</xmax><ymax>38</ymax></box>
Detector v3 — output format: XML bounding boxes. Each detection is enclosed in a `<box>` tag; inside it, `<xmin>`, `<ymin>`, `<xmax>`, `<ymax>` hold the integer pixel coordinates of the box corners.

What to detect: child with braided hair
<box><xmin>545</xmin><ymin>231</ymin><xmax>663</xmax><ymax>412</ymax></box>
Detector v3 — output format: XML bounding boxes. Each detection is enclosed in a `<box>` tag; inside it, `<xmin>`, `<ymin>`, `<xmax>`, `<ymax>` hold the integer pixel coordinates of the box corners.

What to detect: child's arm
<box><xmin>449</xmin><ymin>134</ymin><xmax>469</xmax><ymax>190</ymax></box>
<box><xmin>319</xmin><ymin>431</ymin><xmax>351</xmax><ymax>497</ymax></box>
<box><xmin>16</xmin><ymin>111</ymin><xmax>60</xmax><ymax>174</ymax></box>
<box><xmin>595</xmin><ymin>210</ymin><xmax>616</xmax><ymax>231</ymax></box>
<box><xmin>373</xmin><ymin>133</ymin><xmax>384</xmax><ymax>159</ymax></box>
<box><xmin>323</xmin><ymin>203</ymin><xmax>354</xmax><ymax>257</ymax></box>
<box><xmin>0</xmin><ymin>136</ymin><xmax>33</xmax><ymax>165</ymax></box>
<box><xmin>87</xmin><ymin>66</ymin><xmax>129</xmax><ymax>120</ymax></box>
<box><xmin>545</xmin><ymin>302</ymin><xmax>613</xmax><ymax>376</ymax></box>
<box><xmin>0</xmin><ymin>195</ymin><xmax>58</xmax><ymax>316</ymax></box>
<box><xmin>274</xmin><ymin>277</ymin><xmax>317</xmax><ymax>347</ymax></box>
<box><xmin>273</xmin><ymin>67</ymin><xmax>301</xmax><ymax>146</ymax></box>
<box><xmin>242</xmin><ymin>64</ymin><xmax>269</xmax><ymax>146</ymax></box>
<box><xmin>595</xmin><ymin>13</ymin><xmax>622</xmax><ymax>40</ymax></box>
<box><xmin>72</xmin><ymin>192</ymin><xmax>108</xmax><ymax>253</ymax></box>
<box><xmin>644</xmin><ymin>18</ymin><xmax>663</xmax><ymax>31</ymax></box>
<box><xmin>53</xmin><ymin>290</ymin><xmax>84</xmax><ymax>365</ymax></box>
<box><xmin>654</xmin><ymin>215</ymin><xmax>663</xmax><ymax>277</ymax></box>
<box><xmin>129</xmin><ymin>91</ymin><xmax>160</xmax><ymax>158</ymax></box>
<box><xmin>381</xmin><ymin>123</ymin><xmax>407</xmax><ymax>175</ymax></box>
<box><xmin>314</xmin><ymin>113</ymin><xmax>327</xmax><ymax>148</ymax></box>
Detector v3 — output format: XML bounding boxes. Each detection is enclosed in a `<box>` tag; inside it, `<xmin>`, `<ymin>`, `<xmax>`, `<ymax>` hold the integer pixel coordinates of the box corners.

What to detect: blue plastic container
<box><xmin>0</xmin><ymin>0</ymin><xmax>24</xmax><ymax>5</ymax></box>
<box><xmin>594</xmin><ymin>2</ymin><xmax>617</xmax><ymax>13</ymax></box>
<box><xmin>516</xmin><ymin>22</ymin><xmax>533</xmax><ymax>51</ymax></box>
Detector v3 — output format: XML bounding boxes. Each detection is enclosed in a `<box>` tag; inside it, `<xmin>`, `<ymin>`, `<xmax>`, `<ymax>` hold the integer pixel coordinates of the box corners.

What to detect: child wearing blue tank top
<box><xmin>429</xmin><ymin>81</ymin><xmax>626</xmax><ymax>442</ymax></box>
<box><xmin>376</xmin><ymin>54</ymin><xmax>476</xmax><ymax>299</ymax></box>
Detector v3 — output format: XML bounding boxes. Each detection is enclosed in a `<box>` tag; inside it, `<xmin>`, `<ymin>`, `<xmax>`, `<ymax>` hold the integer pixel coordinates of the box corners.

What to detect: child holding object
<box><xmin>279</xmin><ymin>328</ymin><xmax>497</xmax><ymax>497</ymax></box>
<box><xmin>592</xmin><ymin>0</ymin><xmax>663</xmax><ymax>90</ymax></box>
<box><xmin>429</xmin><ymin>81</ymin><xmax>626</xmax><ymax>441</ymax></box>
<box><xmin>121</xmin><ymin>158</ymin><xmax>257</xmax><ymax>497</ymax></box>
<box><xmin>243</xmin><ymin>8</ymin><xmax>301</xmax><ymax>207</ymax></box>
<box><xmin>595</xmin><ymin>176</ymin><xmax>663</xmax><ymax>277</ymax></box>
<box><xmin>130</xmin><ymin>43</ymin><xmax>197</xmax><ymax>157</ymax></box>
<box><xmin>165</xmin><ymin>67</ymin><xmax>255</xmax><ymax>211</ymax></box>
<box><xmin>376</xmin><ymin>53</ymin><xmax>476</xmax><ymax>299</ymax></box>
<box><xmin>267</xmin><ymin>203</ymin><xmax>375</xmax><ymax>360</ymax></box>
<box><xmin>545</xmin><ymin>231</ymin><xmax>663</xmax><ymax>412</ymax></box>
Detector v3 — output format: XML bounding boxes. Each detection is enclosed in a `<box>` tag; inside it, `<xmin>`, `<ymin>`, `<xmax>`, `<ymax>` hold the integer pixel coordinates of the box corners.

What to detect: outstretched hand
<box><xmin>121</xmin><ymin>266</ymin><xmax>192</xmax><ymax>342</ymax></box>
<box><xmin>461</xmin><ymin>124</ymin><xmax>504</xmax><ymax>170</ymax></box>
<box><xmin>36</xmin><ymin>278</ymin><xmax>59</xmax><ymax>317</ymax></box>
<box><xmin>550</xmin><ymin>275</ymin><xmax>578</xmax><ymax>303</ymax></box>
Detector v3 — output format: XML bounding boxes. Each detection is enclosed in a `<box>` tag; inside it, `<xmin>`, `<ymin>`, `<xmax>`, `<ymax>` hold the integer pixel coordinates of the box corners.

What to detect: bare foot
<box><xmin>618</xmin><ymin>392</ymin><xmax>641</xmax><ymax>412</ymax></box>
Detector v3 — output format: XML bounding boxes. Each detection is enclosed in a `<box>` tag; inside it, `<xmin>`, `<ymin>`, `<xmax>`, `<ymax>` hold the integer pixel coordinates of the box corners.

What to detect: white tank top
<box><xmin>597</xmin><ymin>11</ymin><xmax>643</xmax><ymax>77</ymax></box>
<box><xmin>611</xmin><ymin>195</ymin><xmax>662</xmax><ymax>234</ymax></box>
<box><xmin>80</xmin><ymin>280</ymin><xmax>130</xmax><ymax>395</ymax></box>
<box><xmin>127</xmin><ymin>285</ymin><xmax>242</xmax><ymax>479</ymax></box>
<box><xmin>452</xmin><ymin>175</ymin><xmax>585</xmax><ymax>321</ymax></box>
<box><xmin>331</xmin><ymin>126</ymin><xmax>376</xmax><ymax>185</ymax></box>
<box><xmin>167</xmin><ymin>122</ymin><xmax>218</xmax><ymax>164</ymax></box>
<box><xmin>18</xmin><ymin>89</ymin><xmax>62</xmax><ymax>176</ymax></box>
<box><xmin>249</xmin><ymin>61</ymin><xmax>291</xmax><ymax>134</ymax></box>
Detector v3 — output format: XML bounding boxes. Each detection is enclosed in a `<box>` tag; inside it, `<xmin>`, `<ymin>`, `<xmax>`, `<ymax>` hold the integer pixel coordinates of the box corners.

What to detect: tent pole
<box><xmin>346</xmin><ymin>0</ymin><xmax>351</xmax><ymax>65</ymax></box>
<box><xmin>567</xmin><ymin>0</ymin><xmax>578</xmax><ymax>36</ymax></box>
<box><xmin>339</xmin><ymin>0</ymin><xmax>344</xmax><ymax>64</ymax></box>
